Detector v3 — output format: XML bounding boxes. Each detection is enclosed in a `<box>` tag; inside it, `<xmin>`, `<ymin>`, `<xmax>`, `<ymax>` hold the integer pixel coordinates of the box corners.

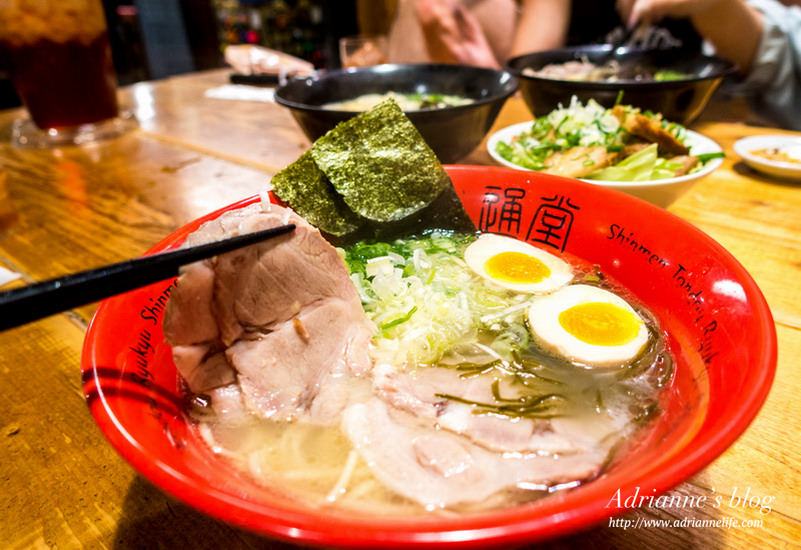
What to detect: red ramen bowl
<box><xmin>82</xmin><ymin>165</ymin><xmax>776</xmax><ymax>548</ymax></box>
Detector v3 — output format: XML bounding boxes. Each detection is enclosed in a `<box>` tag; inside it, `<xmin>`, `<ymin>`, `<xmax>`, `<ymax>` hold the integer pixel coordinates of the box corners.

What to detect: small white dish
<box><xmin>486</xmin><ymin>122</ymin><xmax>724</xmax><ymax>208</ymax></box>
<box><xmin>733</xmin><ymin>135</ymin><xmax>801</xmax><ymax>181</ymax></box>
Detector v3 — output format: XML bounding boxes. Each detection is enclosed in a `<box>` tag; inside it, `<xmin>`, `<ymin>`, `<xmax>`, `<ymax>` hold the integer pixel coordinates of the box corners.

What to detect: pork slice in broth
<box><xmin>373</xmin><ymin>365</ymin><xmax>613</xmax><ymax>455</ymax></box>
<box><xmin>172</xmin><ymin>345</ymin><xmax>236</xmax><ymax>393</ymax></box>
<box><xmin>163</xmin><ymin>202</ymin><xmax>376</xmax><ymax>422</ymax></box>
<box><xmin>229</xmin><ymin>298</ymin><xmax>373</xmax><ymax>424</ymax></box>
<box><xmin>343</xmin><ymin>398</ymin><xmax>605</xmax><ymax>509</ymax></box>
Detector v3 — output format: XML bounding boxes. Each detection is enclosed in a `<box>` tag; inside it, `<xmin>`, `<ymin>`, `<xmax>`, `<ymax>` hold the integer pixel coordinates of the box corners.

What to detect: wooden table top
<box><xmin>0</xmin><ymin>69</ymin><xmax>798</xmax><ymax>549</ymax></box>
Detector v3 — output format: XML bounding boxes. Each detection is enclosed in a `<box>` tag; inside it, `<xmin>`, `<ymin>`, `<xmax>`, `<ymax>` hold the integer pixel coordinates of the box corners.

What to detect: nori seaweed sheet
<box><xmin>310</xmin><ymin>99</ymin><xmax>451</xmax><ymax>222</ymax></box>
<box><xmin>338</xmin><ymin>183</ymin><xmax>477</xmax><ymax>246</ymax></box>
<box><xmin>270</xmin><ymin>150</ymin><xmax>364</xmax><ymax>236</ymax></box>
<box><xmin>270</xmin><ymin>98</ymin><xmax>476</xmax><ymax>243</ymax></box>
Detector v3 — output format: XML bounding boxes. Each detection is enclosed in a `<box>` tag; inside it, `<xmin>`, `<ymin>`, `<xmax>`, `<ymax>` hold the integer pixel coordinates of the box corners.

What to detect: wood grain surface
<box><xmin>0</xmin><ymin>69</ymin><xmax>798</xmax><ymax>549</ymax></box>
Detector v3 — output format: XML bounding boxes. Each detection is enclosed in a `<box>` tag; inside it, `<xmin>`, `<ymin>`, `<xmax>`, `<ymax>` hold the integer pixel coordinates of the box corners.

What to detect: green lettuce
<box><xmin>586</xmin><ymin>144</ymin><xmax>682</xmax><ymax>181</ymax></box>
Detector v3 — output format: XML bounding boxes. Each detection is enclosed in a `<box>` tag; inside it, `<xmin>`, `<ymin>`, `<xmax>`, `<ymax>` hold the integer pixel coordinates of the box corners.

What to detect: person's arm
<box><xmin>617</xmin><ymin>0</ymin><xmax>764</xmax><ymax>73</ymax></box>
<box><xmin>509</xmin><ymin>0</ymin><xmax>572</xmax><ymax>57</ymax></box>
<box><xmin>689</xmin><ymin>1</ymin><xmax>763</xmax><ymax>73</ymax></box>
<box><xmin>416</xmin><ymin>0</ymin><xmax>501</xmax><ymax>67</ymax></box>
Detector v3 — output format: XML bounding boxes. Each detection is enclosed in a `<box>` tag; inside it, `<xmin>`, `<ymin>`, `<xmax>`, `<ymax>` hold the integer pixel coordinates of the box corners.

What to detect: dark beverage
<box><xmin>0</xmin><ymin>0</ymin><xmax>120</xmax><ymax>132</ymax></box>
<box><xmin>3</xmin><ymin>34</ymin><xmax>118</xmax><ymax>129</ymax></box>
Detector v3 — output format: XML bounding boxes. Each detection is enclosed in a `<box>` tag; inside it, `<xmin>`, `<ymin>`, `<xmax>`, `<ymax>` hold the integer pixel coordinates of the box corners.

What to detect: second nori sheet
<box><xmin>309</xmin><ymin>99</ymin><xmax>451</xmax><ymax>223</ymax></box>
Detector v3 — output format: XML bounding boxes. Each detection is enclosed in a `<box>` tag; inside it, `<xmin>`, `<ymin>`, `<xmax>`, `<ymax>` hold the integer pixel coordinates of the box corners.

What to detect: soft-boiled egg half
<box><xmin>464</xmin><ymin>234</ymin><xmax>574</xmax><ymax>293</ymax></box>
<box><xmin>526</xmin><ymin>284</ymin><xmax>650</xmax><ymax>367</ymax></box>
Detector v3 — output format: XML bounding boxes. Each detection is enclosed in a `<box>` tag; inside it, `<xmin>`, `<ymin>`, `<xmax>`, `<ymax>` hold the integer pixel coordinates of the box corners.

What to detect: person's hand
<box><xmin>616</xmin><ymin>0</ymin><xmax>762</xmax><ymax>74</ymax></box>
<box><xmin>415</xmin><ymin>0</ymin><xmax>500</xmax><ymax>68</ymax></box>
<box><xmin>616</xmin><ymin>0</ymin><xmax>725</xmax><ymax>29</ymax></box>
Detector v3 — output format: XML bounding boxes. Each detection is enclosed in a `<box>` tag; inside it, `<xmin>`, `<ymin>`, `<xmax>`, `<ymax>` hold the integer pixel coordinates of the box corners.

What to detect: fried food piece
<box><xmin>543</xmin><ymin>146</ymin><xmax>620</xmax><ymax>178</ymax></box>
<box><xmin>667</xmin><ymin>155</ymin><xmax>700</xmax><ymax>176</ymax></box>
<box><xmin>621</xmin><ymin>142</ymin><xmax>650</xmax><ymax>158</ymax></box>
<box><xmin>611</xmin><ymin>106</ymin><xmax>690</xmax><ymax>155</ymax></box>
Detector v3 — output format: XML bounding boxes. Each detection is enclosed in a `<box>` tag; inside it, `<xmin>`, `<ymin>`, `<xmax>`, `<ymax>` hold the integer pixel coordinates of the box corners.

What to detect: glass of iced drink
<box><xmin>339</xmin><ymin>35</ymin><xmax>388</xmax><ymax>68</ymax></box>
<box><xmin>0</xmin><ymin>0</ymin><xmax>136</xmax><ymax>147</ymax></box>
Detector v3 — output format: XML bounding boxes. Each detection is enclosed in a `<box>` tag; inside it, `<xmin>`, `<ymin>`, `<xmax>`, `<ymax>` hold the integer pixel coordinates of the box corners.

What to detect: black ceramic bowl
<box><xmin>506</xmin><ymin>46</ymin><xmax>736</xmax><ymax>124</ymax></box>
<box><xmin>275</xmin><ymin>63</ymin><xmax>518</xmax><ymax>163</ymax></box>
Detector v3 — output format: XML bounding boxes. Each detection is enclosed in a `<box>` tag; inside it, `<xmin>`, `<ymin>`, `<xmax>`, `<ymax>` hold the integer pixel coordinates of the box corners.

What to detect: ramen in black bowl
<box><xmin>275</xmin><ymin>63</ymin><xmax>518</xmax><ymax>163</ymax></box>
<box><xmin>506</xmin><ymin>46</ymin><xmax>736</xmax><ymax>124</ymax></box>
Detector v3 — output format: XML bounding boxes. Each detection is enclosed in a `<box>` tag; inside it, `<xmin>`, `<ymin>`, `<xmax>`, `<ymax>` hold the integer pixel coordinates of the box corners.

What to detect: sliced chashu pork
<box><xmin>163</xmin><ymin>202</ymin><xmax>375</xmax><ymax>424</ymax></box>
<box><xmin>165</xmin><ymin>203</ymin><xmax>365</xmax><ymax>347</ymax></box>
<box><xmin>229</xmin><ymin>297</ymin><xmax>373</xmax><ymax>422</ymax></box>
<box><xmin>343</xmin><ymin>398</ymin><xmax>605</xmax><ymax>509</ymax></box>
<box><xmin>373</xmin><ymin>364</ymin><xmax>616</xmax><ymax>456</ymax></box>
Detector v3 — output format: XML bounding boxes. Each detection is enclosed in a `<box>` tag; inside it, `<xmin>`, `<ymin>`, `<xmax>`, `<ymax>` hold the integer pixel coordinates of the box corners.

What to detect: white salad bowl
<box><xmin>487</xmin><ymin>121</ymin><xmax>724</xmax><ymax>208</ymax></box>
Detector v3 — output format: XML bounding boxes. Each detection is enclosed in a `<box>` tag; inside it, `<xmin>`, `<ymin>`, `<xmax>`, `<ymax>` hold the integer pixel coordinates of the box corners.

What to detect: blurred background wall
<box><xmin>103</xmin><ymin>0</ymin><xmax>361</xmax><ymax>83</ymax></box>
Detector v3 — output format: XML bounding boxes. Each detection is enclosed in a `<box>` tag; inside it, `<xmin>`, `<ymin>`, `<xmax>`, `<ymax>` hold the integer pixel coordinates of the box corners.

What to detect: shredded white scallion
<box><xmin>347</xmin><ymin>235</ymin><xmax>533</xmax><ymax>368</ymax></box>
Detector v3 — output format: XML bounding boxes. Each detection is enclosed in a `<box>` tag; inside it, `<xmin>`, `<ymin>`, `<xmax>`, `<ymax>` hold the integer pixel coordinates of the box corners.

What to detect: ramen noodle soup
<box><xmin>165</xmin><ymin>206</ymin><xmax>673</xmax><ymax>516</ymax></box>
<box><xmin>524</xmin><ymin>58</ymin><xmax>688</xmax><ymax>82</ymax></box>
<box><xmin>323</xmin><ymin>91</ymin><xmax>473</xmax><ymax>112</ymax></box>
<box><xmin>0</xmin><ymin>0</ymin><xmax>118</xmax><ymax>129</ymax></box>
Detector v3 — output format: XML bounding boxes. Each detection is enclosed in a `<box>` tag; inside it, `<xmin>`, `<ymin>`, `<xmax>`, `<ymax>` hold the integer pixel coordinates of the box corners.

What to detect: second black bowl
<box><xmin>275</xmin><ymin>63</ymin><xmax>518</xmax><ymax>163</ymax></box>
<box><xmin>506</xmin><ymin>46</ymin><xmax>736</xmax><ymax>124</ymax></box>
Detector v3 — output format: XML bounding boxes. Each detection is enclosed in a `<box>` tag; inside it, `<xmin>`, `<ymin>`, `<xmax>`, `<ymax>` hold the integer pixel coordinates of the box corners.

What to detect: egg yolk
<box><xmin>558</xmin><ymin>302</ymin><xmax>642</xmax><ymax>346</ymax></box>
<box><xmin>484</xmin><ymin>251</ymin><xmax>551</xmax><ymax>284</ymax></box>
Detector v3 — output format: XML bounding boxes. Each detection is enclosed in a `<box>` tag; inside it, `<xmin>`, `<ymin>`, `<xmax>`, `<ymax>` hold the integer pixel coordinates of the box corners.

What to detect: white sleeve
<box><xmin>719</xmin><ymin>0</ymin><xmax>801</xmax><ymax>130</ymax></box>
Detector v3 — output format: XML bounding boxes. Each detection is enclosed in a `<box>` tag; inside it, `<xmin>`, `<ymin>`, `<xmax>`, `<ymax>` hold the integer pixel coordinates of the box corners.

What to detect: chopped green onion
<box><xmin>694</xmin><ymin>152</ymin><xmax>725</xmax><ymax>163</ymax></box>
<box><xmin>380</xmin><ymin>305</ymin><xmax>418</xmax><ymax>333</ymax></box>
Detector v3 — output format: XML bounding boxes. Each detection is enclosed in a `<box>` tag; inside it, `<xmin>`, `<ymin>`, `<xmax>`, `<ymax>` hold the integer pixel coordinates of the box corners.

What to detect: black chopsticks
<box><xmin>597</xmin><ymin>24</ymin><xmax>642</xmax><ymax>65</ymax></box>
<box><xmin>0</xmin><ymin>223</ymin><xmax>295</xmax><ymax>331</ymax></box>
